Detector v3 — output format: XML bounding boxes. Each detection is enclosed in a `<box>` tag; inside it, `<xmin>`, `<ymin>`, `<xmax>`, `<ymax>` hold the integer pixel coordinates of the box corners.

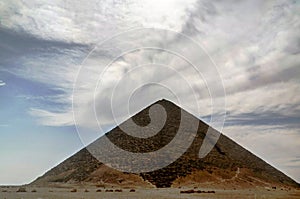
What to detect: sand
<box><xmin>1</xmin><ymin>186</ymin><xmax>299</xmax><ymax>199</ymax></box>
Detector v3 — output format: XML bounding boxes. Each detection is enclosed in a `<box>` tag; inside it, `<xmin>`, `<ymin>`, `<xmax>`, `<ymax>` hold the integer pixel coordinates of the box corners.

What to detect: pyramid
<box><xmin>32</xmin><ymin>100</ymin><xmax>299</xmax><ymax>188</ymax></box>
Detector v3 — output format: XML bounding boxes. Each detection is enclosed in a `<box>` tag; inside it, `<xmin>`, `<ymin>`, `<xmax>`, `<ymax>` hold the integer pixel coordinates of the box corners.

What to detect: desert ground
<box><xmin>1</xmin><ymin>185</ymin><xmax>299</xmax><ymax>199</ymax></box>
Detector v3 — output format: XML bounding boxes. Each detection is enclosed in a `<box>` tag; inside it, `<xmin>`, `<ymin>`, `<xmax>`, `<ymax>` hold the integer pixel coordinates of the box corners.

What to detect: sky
<box><xmin>0</xmin><ymin>0</ymin><xmax>299</xmax><ymax>185</ymax></box>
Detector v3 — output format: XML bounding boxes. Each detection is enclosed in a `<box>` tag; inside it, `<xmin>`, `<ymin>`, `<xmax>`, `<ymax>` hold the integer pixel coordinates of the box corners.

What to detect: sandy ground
<box><xmin>1</xmin><ymin>186</ymin><xmax>300</xmax><ymax>199</ymax></box>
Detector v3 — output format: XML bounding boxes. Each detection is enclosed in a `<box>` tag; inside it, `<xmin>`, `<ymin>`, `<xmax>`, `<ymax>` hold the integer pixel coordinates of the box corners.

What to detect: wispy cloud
<box><xmin>223</xmin><ymin>124</ymin><xmax>300</xmax><ymax>182</ymax></box>
<box><xmin>0</xmin><ymin>0</ymin><xmax>198</xmax><ymax>44</ymax></box>
<box><xmin>29</xmin><ymin>108</ymin><xmax>73</xmax><ymax>126</ymax></box>
<box><xmin>0</xmin><ymin>80</ymin><xmax>6</xmax><ymax>86</ymax></box>
<box><xmin>1</xmin><ymin>0</ymin><xmax>298</xmax><ymax>128</ymax></box>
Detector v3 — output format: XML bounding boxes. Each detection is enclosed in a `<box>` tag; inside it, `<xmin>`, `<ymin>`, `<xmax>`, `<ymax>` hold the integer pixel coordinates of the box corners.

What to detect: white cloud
<box><xmin>3</xmin><ymin>0</ymin><xmax>299</xmax><ymax>127</ymax></box>
<box><xmin>223</xmin><ymin>124</ymin><xmax>300</xmax><ymax>182</ymax></box>
<box><xmin>0</xmin><ymin>0</ymin><xmax>198</xmax><ymax>43</ymax></box>
<box><xmin>29</xmin><ymin>108</ymin><xmax>73</xmax><ymax>127</ymax></box>
<box><xmin>225</xmin><ymin>81</ymin><xmax>300</xmax><ymax>116</ymax></box>
<box><xmin>3</xmin><ymin>0</ymin><xmax>298</xmax><ymax>132</ymax></box>
<box><xmin>0</xmin><ymin>80</ymin><xmax>6</xmax><ymax>86</ymax></box>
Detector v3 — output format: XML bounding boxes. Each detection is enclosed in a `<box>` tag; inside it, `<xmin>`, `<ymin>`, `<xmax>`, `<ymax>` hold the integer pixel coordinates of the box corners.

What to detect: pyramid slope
<box><xmin>32</xmin><ymin>100</ymin><xmax>299</xmax><ymax>188</ymax></box>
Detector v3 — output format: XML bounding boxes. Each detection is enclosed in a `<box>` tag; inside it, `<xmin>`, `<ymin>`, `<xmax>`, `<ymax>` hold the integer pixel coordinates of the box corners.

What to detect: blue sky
<box><xmin>0</xmin><ymin>0</ymin><xmax>299</xmax><ymax>184</ymax></box>
<box><xmin>0</xmin><ymin>71</ymin><xmax>83</xmax><ymax>184</ymax></box>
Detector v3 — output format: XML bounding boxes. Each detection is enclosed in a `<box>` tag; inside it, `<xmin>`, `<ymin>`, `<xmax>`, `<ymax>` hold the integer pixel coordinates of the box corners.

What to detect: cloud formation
<box><xmin>0</xmin><ymin>80</ymin><xmax>5</xmax><ymax>86</ymax></box>
<box><xmin>0</xmin><ymin>0</ymin><xmax>197</xmax><ymax>43</ymax></box>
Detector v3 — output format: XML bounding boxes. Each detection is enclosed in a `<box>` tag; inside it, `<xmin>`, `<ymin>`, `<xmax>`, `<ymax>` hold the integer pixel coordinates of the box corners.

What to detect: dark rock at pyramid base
<box><xmin>32</xmin><ymin>100</ymin><xmax>299</xmax><ymax>189</ymax></box>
